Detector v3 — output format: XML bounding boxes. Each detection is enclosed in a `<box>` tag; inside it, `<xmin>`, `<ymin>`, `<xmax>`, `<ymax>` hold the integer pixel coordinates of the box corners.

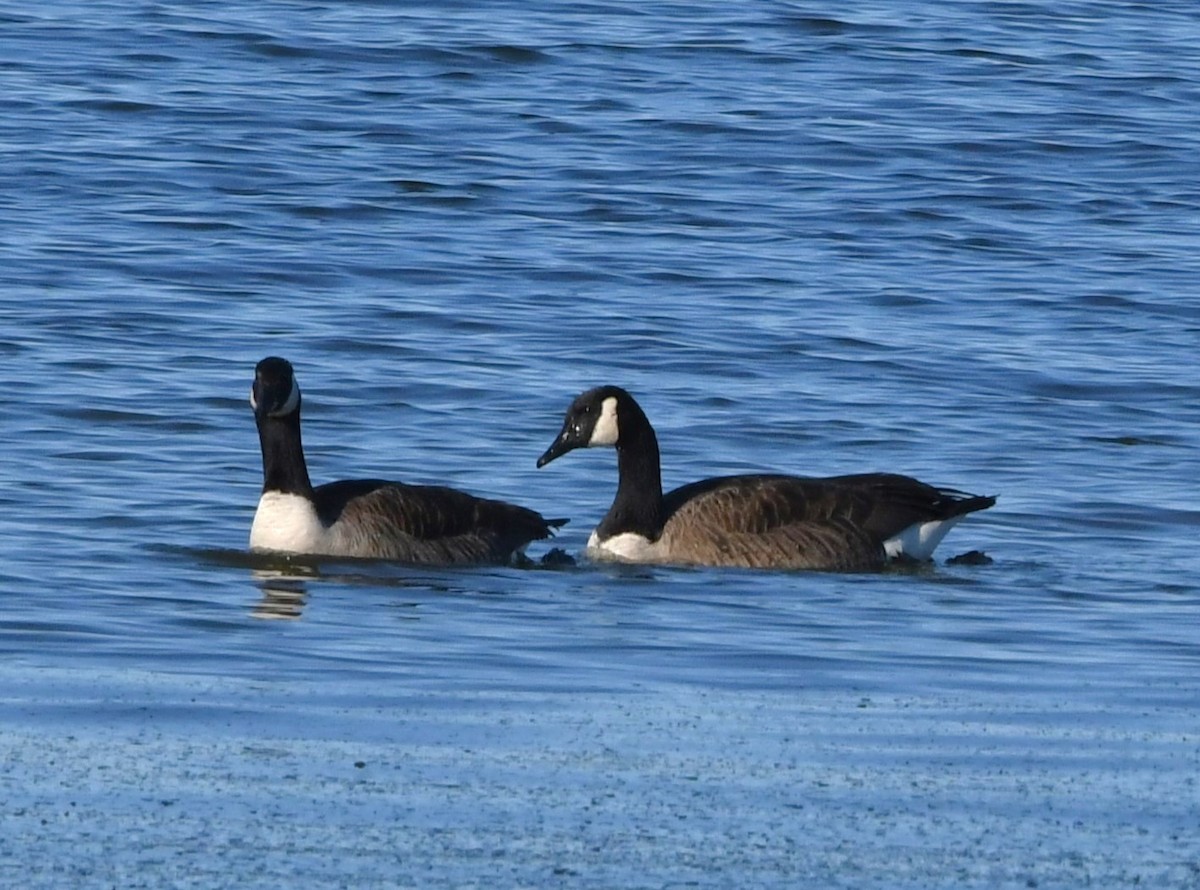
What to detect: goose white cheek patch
<box><xmin>279</xmin><ymin>381</ymin><xmax>301</xmax><ymax>416</ymax></box>
<box><xmin>251</xmin><ymin>381</ymin><xmax>301</xmax><ymax>417</ymax></box>
<box><xmin>587</xmin><ymin>396</ymin><xmax>620</xmax><ymax>447</ymax></box>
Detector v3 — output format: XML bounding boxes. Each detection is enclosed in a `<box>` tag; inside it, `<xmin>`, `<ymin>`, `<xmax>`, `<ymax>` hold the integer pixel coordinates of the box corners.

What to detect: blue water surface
<box><xmin>1</xmin><ymin>2</ymin><xmax>1199</xmax><ymax>886</ymax></box>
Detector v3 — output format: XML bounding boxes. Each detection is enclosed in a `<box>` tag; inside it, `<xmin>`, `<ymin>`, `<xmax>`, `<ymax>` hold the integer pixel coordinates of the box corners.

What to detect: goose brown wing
<box><xmin>314</xmin><ymin>480</ymin><xmax>562</xmax><ymax>562</ymax></box>
<box><xmin>658</xmin><ymin>473</ymin><xmax>993</xmax><ymax>570</ymax></box>
<box><xmin>656</xmin><ymin>475</ymin><xmax>876</xmax><ymax>569</ymax></box>
<box><xmin>660</xmin><ymin>474</ymin><xmax>858</xmax><ymax>533</ymax></box>
<box><xmin>816</xmin><ymin>473</ymin><xmax>996</xmax><ymax>538</ymax></box>
<box><xmin>664</xmin><ymin>473</ymin><xmax>991</xmax><ymax>537</ymax></box>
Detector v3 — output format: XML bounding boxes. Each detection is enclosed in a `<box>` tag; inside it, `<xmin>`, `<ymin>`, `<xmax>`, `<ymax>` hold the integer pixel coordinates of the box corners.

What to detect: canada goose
<box><xmin>537</xmin><ymin>386</ymin><xmax>995</xmax><ymax>571</ymax></box>
<box><xmin>249</xmin><ymin>356</ymin><xmax>565</xmax><ymax>564</ymax></box>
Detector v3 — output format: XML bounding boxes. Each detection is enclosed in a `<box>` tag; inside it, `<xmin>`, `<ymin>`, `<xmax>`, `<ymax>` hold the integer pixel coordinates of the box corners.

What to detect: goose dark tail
<box><xmin>942</xmin><ymin>491</ymin><xmax>997</xmax><ymax>518</ymax></box>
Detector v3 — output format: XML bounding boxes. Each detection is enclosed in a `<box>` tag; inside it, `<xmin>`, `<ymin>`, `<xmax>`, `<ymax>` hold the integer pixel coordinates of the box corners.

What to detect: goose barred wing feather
<box><xmin>314</xmin><ymin>480</ymin><xmax>563</xmax><ymax>563</ymax></box>
<box><xmin>816</xmin><ymin>473</ymin><xmax>996</xmax><ymax>534</ymax></box>
<box><xmin>658</xmin><ymin>473</ymin><xmax>995</xmax><ymax>571</ymax></box>
<box><xmin>656</xmin><ymin>476</ymin><xmax>876</xmax><ymax>570</ymax></box>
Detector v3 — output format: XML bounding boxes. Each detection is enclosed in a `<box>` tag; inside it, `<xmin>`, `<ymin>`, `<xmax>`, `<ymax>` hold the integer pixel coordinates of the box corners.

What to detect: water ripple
<box><xmin>3</xmin><ymin>3</ymin><xmax>1200</xmax><ymax>882</ymax></box>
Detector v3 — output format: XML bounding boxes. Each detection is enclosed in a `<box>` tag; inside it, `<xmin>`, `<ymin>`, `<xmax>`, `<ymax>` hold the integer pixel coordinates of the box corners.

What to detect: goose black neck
<box><xmin>600</xmin><ymin>415</ymin><xmax>665</xmax><ymax>540</ymax></box>
<box><xmin>256</xmin><ymin>412</ymin><xmax>315</xmax><ymax>497</ymax></box>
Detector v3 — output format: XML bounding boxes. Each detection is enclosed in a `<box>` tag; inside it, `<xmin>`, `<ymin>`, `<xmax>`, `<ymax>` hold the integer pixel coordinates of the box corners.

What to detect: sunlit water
<box><xmin>2</xmin><ymin>2</ymin><xmax>1199</xmax><ymax>886</ymax></box>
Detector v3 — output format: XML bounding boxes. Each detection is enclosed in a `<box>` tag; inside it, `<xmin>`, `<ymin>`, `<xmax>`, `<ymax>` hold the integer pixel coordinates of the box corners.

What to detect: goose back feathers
<box><xmin>538</xmin><ymin>385</ymin><xmax>994</xmax><ymax>571</ymax></box>
<box><xmin>249</xmin><ymin>357</ymin><xmax>564</xmax><ymax>564</ymax></box>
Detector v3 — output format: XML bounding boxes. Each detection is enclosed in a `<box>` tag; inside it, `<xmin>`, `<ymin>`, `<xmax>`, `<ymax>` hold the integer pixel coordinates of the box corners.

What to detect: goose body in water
<box><xmin>249</xmin><ymin>357</ymin><xmax>565</xmax><ymax>564</ymax></box>
<box><xmin>537</xmin><ymin>385</ymin><xmax>994</xmax><ymax>571</ymax></box>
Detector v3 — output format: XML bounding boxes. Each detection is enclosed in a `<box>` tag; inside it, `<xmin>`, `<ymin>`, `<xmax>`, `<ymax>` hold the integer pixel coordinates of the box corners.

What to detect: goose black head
<box><xmin>252</xmin><ymin>356</ymin><xmax>301</xmax><ymax>421</ymax></box>
<box><xmin>537</xmin><ymin>385</ymin><xmax>632</xmax><ymax>468</ymax></box>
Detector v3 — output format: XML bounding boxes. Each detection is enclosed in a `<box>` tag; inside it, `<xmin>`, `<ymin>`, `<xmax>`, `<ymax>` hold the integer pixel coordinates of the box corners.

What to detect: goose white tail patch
<box><xmin>250</xmin><ymin>491</ymin><xmax>325</xmax><ymax>553</ymax></box>
<box><xmin>884</xmin><ymin>516</ymin><xmax>963</xmax><ymax>562</ymax></box>
<box><xmin>588</xmin><ymin>396</ymin><xmax>620</xmax><ymax>447</ymax></box>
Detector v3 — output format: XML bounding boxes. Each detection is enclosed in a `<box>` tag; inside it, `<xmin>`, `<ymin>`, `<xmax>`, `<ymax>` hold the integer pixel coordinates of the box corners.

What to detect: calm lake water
<box><xmin>2</xmin><ymin>2</ymin><xmax>1199</xmax><ymax>886</ymax></box>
